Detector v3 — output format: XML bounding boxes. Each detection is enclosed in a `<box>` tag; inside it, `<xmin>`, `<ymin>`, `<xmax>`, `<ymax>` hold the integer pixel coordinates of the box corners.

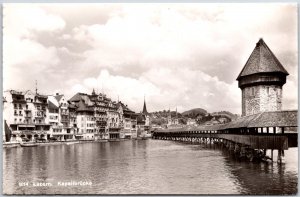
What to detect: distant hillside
<box><xmin>181</xmin><ymin>108</ymin><xmax>207</xmax><ymax>119</ymax></box>
<box><xmin>149</xmin><ymin>108</ymin><xmax>239</xmax><ymax>126</ymax></box>
<box><xmin>211</xmin><ymin>111</ymin><xmax>238</xmax><ymax>121</ymax></box>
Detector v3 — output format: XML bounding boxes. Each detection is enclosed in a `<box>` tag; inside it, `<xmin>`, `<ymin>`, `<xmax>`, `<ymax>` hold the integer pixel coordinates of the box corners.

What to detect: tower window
<box><xmin>267</xmin><ymin>87</ymin><xmax>270</xmax><ymax>95</ymax></box>
<box><xmin>251</xmin><ymin>87</ymin><xmax>255</xmax><ymax>96</ymax></box>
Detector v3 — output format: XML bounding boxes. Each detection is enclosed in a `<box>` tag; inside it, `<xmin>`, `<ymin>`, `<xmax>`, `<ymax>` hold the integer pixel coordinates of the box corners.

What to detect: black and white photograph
<box><xmin>2</xmin><ymin>3</ymin><xmax>298</xmax><ymax>195</ymax></box>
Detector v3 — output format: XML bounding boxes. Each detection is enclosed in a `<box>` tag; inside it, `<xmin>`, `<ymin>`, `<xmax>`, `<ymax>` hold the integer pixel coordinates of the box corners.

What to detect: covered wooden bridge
<box><xmin>152</xmin><ymin>110</ymin><xmax>298</xmax><ymax>162</ymax></box>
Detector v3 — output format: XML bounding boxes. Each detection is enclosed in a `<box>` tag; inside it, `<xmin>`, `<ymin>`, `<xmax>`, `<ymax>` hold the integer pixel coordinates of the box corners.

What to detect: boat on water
<box><xmin>3</xmin><ymin>142</ymin><xmax>20</xmax><ymax>148</ymax></box>
<box><xmin>66</xmin><ymin>141</ymin><xmax>80</xmax><ymax>145</ymax></box>
<box><xmin>108</xmin><ymin>139</ymin><xmax>120</xmax><ymax>142</ymax></box>
<box><xmin>97</xmin><ymin>139</ymin><xmax>108</xmax><ymax>143</ymax></box>
<box><xmin>139</xmin><ymin>133</ymin><xmax>152</xmax><ymax>140</ymax></box>
<box><xmin>20</xmin><ymin>142</ymin><xmax>38</xmax><ymax>147</ymax></box>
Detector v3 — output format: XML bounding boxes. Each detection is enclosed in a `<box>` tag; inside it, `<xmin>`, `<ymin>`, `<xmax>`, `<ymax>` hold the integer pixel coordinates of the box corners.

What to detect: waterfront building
<box><xmin>69</xmin><ymin>94</ymin><xmax>96</xmax><ymax>140</ymax></box>
<box><xmin>48</xmin><ymin>94</ymin><xmax>75</xmax><ymax>141</ymax></box>
<box><xmin>118</xmin><ymin>102</ymin><xmax>138</xmax><ymax>139</ymax></box>
<box><xmin>68</xmin><ymin>91</ymin><xmax>137</xmax><ymax>140</ymax></box>
<box><xmin>3</xmin><ymin>88</ymin><xmax>140</xmax><ymax>141</ymax></box>
<box><xmin>89</xmin><ymin>91</ymin><xmax>109</xmax><ymax>139</ymax></box>
<box><xmin>48</xmin><ymin>99</ymin><xmax>59</xmax><ymax>129</ymax></box>
<box><xmin>68</xmin><ymin>103</ymin><xmax>78</xmax><ymax>135</ymax></box>
<box><xmin>107</xmin><ymin>101</ymin><xmax>121</xmax><ymax>139</ymax></box>
<box><xmin>3</xmin><ymin>90</ymin><xmax>50</xmax><ymax>142</ymax></box>
<box><xmin>237</xmin><ymin>38</ymin><xmax>289</xmax><ymax>116</ymax></box>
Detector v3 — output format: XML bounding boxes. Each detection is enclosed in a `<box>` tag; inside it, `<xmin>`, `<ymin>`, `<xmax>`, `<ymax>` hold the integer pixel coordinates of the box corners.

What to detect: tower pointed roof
<box><xmin>142</xmin><ymin>96</ymin><xmax>148</xmax><ymax>114</ymax></box>
<box><xmin>237</xmin><ymin>38</ymin><xmax>289</xmax><ymax>80</ymax></box>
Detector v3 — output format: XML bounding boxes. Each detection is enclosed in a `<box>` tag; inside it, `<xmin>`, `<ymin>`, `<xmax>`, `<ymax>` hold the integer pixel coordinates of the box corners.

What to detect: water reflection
<box><xmin>3</xmin><ymin>140</ymin><xmax>298</xmax><ymax>195</ymax></box>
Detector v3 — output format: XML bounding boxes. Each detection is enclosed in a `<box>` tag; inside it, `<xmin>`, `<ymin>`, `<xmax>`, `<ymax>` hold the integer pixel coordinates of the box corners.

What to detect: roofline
<box><xmin>237</xmin><ymin>39</ymin><xmax>289</xmax><ymax>80</ymax></box>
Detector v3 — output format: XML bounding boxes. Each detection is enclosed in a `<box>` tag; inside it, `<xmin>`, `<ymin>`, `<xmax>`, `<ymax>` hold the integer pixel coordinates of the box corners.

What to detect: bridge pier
<box><xmin>277</xmin><ymin>149</ymin><xmax>284</xmax><ymax>164</ymax></box>
<box><xmin>271</xmin><ymin>149</ymin><xmax>273</xmax><ymax>161</ymax></box>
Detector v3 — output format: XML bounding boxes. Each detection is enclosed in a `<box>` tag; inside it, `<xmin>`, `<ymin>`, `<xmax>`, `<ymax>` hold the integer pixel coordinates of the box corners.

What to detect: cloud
<box><xmin>3</xmin><ymin>4</ymin><xmax>298</xmax><ymax>114</ymax></box>
<box><xmin>70</xmin><ymin>68</ymin><xmax>241</xmax><ymax>113</ymax></box>
<box><xmin>4</xmin><ymin>4</ymin><xmax>65</xmax><ymax>37</ymax></box>
<box><xmin>3</xmin><ymin>4</ymin><xmax>66</xmax><ymax>92</ymax></box>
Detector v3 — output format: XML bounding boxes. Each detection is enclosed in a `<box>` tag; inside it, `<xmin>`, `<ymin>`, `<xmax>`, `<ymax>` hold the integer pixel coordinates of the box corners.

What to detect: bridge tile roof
<box><xmin>248</xmin><ymin>110</ymin><xmax>297</xmax><ymax>128</ymax></box>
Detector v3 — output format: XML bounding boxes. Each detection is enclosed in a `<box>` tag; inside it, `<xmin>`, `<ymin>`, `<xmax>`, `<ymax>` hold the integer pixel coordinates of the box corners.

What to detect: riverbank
<box><xmin>3</xmin><ymin>138</ymin><xmax>151</xmax><ymax>148</ymax></box>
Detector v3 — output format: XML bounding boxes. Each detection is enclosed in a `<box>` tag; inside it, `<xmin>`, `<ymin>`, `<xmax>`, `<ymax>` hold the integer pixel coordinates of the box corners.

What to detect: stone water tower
<box><xmin>237</xmin><ymin>38</ymin><xmax>289</xmax><ymax>116</ymax></box>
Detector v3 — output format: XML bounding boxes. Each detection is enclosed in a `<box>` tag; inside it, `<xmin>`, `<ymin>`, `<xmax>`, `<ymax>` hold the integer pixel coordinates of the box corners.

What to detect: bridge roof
<box><xmin>155</xmin><ymin>110</ymin><xmax>297</xmax><ymax>133</ymax></box>
<box><xmin>248</xmin><ymin>110</ymin><xmax>297</xmax><ymax>128</ymax></box>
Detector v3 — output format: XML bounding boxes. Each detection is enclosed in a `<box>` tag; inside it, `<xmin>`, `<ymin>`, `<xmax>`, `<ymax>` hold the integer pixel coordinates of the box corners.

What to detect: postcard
<box><xmin>2</xmin><ymin>3</ymin><xmax>298</xmax><ymax>195</ymax></box>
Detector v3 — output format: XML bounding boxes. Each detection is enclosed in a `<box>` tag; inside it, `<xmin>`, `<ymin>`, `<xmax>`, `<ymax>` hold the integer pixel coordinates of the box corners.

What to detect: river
<box><xmin>2</xmin><ymin>139</ymin><xmax>298</xmax><ymax>195</ymax></box>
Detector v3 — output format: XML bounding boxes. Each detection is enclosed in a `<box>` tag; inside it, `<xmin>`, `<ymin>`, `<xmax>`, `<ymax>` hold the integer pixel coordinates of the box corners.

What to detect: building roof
<box><xmin>76</xmin><ymin>99</ymin><xmax>94</xmax><ymax>112</ymax></box>
<box><xmin>68</xmin><ymin>103</ymin><xmax>77</xmax><ymax>109</ymax></box>
<box><xmin>69</xmin><ymin>93</ymin><xmax>87</xmax><ymax>102</ymax></box>
<box><xmin>142</xmin><ymin>97</ymin><xmax>148</xmax><ymax>114</ymax></box>
<box><xmin>237</xmin><ymin>38</ymin><xmax>289</xmax><ymax>80</ymax></box>
<box><xmin>54</xmin><ymin>94</ymin><xmax>64</xmax><ymax>102</ymax></box>
<box><xmin>48</xmin><ymin>100</ymin><xmax>59</xmax><ymax>110</ymax></box>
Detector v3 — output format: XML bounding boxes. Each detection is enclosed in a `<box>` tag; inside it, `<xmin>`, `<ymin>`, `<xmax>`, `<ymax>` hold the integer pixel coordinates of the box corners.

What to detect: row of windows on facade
<box><xmin>95</xmin><ymin>107</ymin><xmax>107</xmax><ymax>111</ymax></box>
<box><xmin>94</xmin><ymin>114</ymin><xmax>107</xmax><ymax>118</ymax></box>
<box><xmin>109</xmin><ymin>123</ymin><xmax>118</xmax><ymax>127</ymax></box>
<box><xmin>49</xmin><ymin>122</ymin><xmax>70</xmax><ymax>127</ymax></box>
<box><xmin>14</xmin><ymin>104</ymin><xmax>46</xmax><ymax>110</ymax></box>
<box><xmin>14</xmin><ymin>118</ymin><xmax>44</xmax><ymax>124</ymax></box>
<box><xmin>82</xmin><ymin>117</ymin><xmax>94</xmax><ymax>121</ymax></box>
<box><xmin>49</xmin><ymin>109</ymin><xmax>68</xmax><ymax>114</ymax></box>
<box><xmin>52</xmin><ymin>129</ymin><xmax>71</xmax><ymax>133</ymax></box>
<box><xmin>81</xmin><ymin>116</ymin><xmax>112</xmax><ymax>122</ymax></box>
<box><xmin>50</xmin><ymin>122</ymin><xmax>59</xmax><ymax>126</ymax></box>
<box><xmin>82</xmin><ymin>123</ymin><xmax>95</xmax><ymax>127</ymax></box>
<box><xmin>14</xmin><ymin>110</ymin><xmax>45</xmax><ymax>117</ymax></box>
<box><xmin>49</xmin><ymin>115</ymin><xmax>58</xmax><ymax>120</ymax></box>
<box><xmin>81</xmin><ymin>129</ymin><xmax>95</xmax><ymax>133</ymax></box>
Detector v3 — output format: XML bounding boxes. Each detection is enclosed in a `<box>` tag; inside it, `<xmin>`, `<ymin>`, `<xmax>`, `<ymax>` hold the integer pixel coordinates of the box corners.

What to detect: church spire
<box><xmin>92</xmin><ymin>88</ymin><xmax>96</xmax><ymax>95</ymax></box>
<box><xmin>142</xmin><ymin>95</ymin><xmax>148</xmax><ymax>114</ymax></box>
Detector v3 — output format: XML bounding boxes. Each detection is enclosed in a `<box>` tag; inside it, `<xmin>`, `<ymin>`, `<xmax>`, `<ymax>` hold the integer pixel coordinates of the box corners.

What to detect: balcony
<box><xmin>25</xmin><ymin>114</ymin><xmax>32</xmax><ymax>118</ymax></box>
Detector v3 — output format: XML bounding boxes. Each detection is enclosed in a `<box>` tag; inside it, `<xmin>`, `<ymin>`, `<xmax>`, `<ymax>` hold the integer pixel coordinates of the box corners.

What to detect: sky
<box><xmin>3</xmin><ymin>3</ymin><xmax>298</xmax><ymax>114</ymax></box>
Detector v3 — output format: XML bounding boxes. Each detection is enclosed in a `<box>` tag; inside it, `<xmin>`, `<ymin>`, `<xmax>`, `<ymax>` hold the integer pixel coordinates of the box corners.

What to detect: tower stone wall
<box><xmin>242</xmin><ymin>85</ymin><xmax>282</xmax><ymax>116</ymax></box>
